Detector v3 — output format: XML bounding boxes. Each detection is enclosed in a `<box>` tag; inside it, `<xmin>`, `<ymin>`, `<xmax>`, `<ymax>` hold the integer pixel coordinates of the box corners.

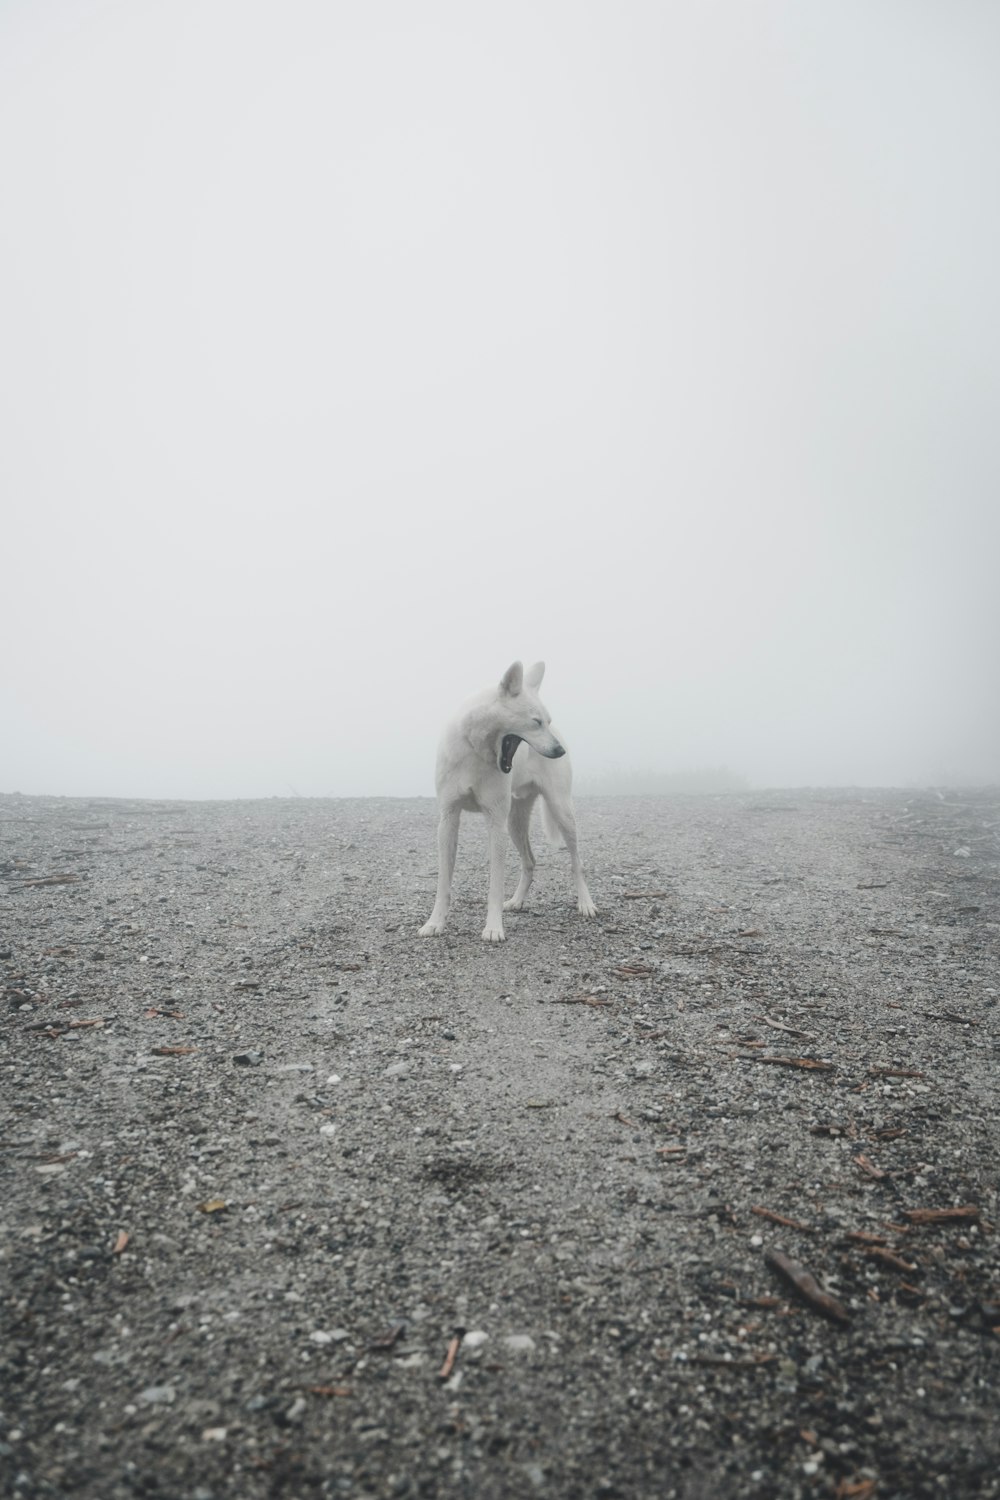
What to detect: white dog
<box><xmin>419</xmin><ymin>660</ymin><xmax>597</xmax><ymax>942</ymax></box>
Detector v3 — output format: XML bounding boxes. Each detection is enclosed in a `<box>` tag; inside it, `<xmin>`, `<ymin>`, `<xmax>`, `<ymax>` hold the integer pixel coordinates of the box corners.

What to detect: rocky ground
<box><xmin>1</xmin><ymin>787</ymin><xmax>998</xmax><ymax>1500</ymax></box>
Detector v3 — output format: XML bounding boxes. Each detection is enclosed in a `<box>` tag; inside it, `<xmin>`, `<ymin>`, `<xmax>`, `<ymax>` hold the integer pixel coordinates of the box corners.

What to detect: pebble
<box><xmin>503</xmin><ymin>1334</ymin><xmax>536</xmax><ymax>1354</ymax></box>
<box><xmin>285</xmin><ymin>1396</ymin><xmax>307</xmax><ymax>1424</ymax></box>
<box><xmin>138</xmin><ymin>1385</ymin><xmax>176</xmax><ymax>1405</ymax></box>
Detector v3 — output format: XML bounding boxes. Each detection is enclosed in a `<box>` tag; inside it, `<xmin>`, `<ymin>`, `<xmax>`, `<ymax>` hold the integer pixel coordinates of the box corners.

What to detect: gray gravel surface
<box><xmin>1</xmin><ymin>788</ymin><xmax>998</xmax><ymax>1500</ymax></box>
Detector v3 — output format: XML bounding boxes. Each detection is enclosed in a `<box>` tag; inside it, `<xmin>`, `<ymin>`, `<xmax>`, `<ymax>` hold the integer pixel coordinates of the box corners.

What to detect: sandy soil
<box><xmin>1</xmin><ymin>787</ymin><xmax>998</xmax><ymax>1499</ymax></box>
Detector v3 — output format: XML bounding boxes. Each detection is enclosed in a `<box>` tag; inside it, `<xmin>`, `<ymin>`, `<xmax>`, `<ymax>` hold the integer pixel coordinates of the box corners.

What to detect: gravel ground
<box><xmin>1</xmin><ymin>787</ymin><xmax>998</xmax><ymax>1500</ymax></box>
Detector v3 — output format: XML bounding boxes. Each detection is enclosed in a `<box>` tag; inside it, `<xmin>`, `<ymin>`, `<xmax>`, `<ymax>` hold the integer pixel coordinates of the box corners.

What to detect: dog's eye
<box><xmin>532</xmin><ymin>717</ymin><xmax>543</xmax><ymax>727</ymax></box>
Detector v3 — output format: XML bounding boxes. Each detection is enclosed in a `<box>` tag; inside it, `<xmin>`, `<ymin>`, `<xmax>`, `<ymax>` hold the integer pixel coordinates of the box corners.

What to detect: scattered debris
<box><xmin>197</xmin><ymin>1198</ymin><xmax>228</xmax><ymax>1214</ymax></box>
<box><xmin>853</xmin><ymin>1154</ymin><xmax>887</xmax><ymax>1180</ymax></box>
<box><xmin>370</xmin><ymin>1320</ymin><xmax>407</xmax><ymax>1351</ymax></box>
<box><xmin>151</xmin><ymin>1046</ymin><xmax>198</xmax><ymax>1056</ymax></box>
<box><xmin>765</xmin><ymin>1249</ymin><xmax>850</xmax><ymax>1325</ymax></box>
<box><xmin>745</xmin><ymin>1056</ymin><xmax>835</xmax><ymax>1071</ymax></box>
<box><xmin>864</xmin><ymin>1246</ymin><xmax>918</xmax><ymax>1273</ymax></box>
<box><xmin>438</xmin><ymin>1330</ymin><xmax>464</xmax><ymax>1381</ymax></box>
<box><xmin>902</xmin><ymin>1205</ymin><xmax>980</xmax><ymax>1225</ymax></box>
<box><xmin>552</xmin><ymin>994</ymin><xmax>613</xmax><ymax>1007</ymax></box>
<box><xmin>112</xmin><ymin>1230</ymin><xmax>130</xmax><ymax>1255</ymax></box>
<box><xmin>751</xmin><ymin>1206</ymin><xmax>813</xmax><ymax>1233</ymax></box>
<box><xmin>687</xmin><ymin>1352</ymin><xmax>775</xmax><ymax>1369</ymax></box>
<box><xmin>756</xmin><ymin>1015</ymin><xmax>814</xmax><ymax>1039</ymax></box>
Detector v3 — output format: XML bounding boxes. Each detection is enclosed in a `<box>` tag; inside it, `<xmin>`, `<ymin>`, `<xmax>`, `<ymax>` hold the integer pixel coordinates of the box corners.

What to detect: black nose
<box><xmin>551</xmin><ymin>744</ymin><xmax>566</xmax><ymax>758</ymax></box>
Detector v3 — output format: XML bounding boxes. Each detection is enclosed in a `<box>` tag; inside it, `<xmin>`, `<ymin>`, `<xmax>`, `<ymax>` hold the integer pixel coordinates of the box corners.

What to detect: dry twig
<box><xmin>751</xmin><ymin>1206</ymin><xmax>813</xmax><ymax>1233</ymax></box>
<box><xmin>765</xmin><ymin>1249</ymin><xmax>850</xmax><ymax>1325</ymax></box>
<box><xmin>438</xmin><ymin>1331</ymin><xmax>463</xmax><ymax>1381</ymax></box>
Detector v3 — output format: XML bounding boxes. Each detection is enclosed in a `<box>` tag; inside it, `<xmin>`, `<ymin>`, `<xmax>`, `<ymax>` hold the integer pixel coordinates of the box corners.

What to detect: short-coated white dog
<box><xmin>419</xmin><ymin>660</ymin><xmax>597</xmax><ymax>942</ymax></box>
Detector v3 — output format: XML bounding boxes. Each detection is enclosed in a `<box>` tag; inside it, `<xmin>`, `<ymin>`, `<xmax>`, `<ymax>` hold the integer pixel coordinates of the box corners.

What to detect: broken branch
<box><xmin>438</xmin><ymin>1330</ymin><xmax>464</xmax><ymax>1381</ymax></box>
<box><xmin>765</xmin><ymin>1249</ymin><xmax>850</xmax><ymax>1325</ymax></box>
<box><xmin>902</xmin><ymin>1205</ymin><xmax>980</xmax><ymax>1225</ymax></box>
<box><xmin>751</xmin><ymin>1206</ymin><xmax>813</xmax><ymax>1233</ymax></box>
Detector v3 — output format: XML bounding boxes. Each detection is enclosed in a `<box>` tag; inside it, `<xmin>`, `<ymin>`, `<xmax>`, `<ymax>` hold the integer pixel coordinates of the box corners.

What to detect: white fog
<box><xmin>3</xmin><ymin>1</ymin><xmax>998</xmax><ymax>799</ymax></box>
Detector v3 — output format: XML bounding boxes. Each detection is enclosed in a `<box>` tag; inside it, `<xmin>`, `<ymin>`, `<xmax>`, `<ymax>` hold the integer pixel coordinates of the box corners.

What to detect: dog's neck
<box><xmin>463</xmin><ymin>704</ymin><xmax>506</xmax><ymax>766</ymax></box>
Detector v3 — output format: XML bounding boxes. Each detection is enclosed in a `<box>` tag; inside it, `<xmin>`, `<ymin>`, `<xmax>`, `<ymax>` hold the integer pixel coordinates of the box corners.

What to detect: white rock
<box><xmin>463</xmin><ymin>1330</ymin><xmax>489</xmax><ymax>1349</ymax></box>
<box><xmin>503</xmin><ymin>1334</ymin><xmax>536</xmax><ymax>1354</ymax></box>
<box><xmin>138</xmin><ymin>1384</ymin><xmax>176</xmax><ymax>1405</ymax></box>
<box><xmin>385</xmin><ymin>1061</ymin><xmax>408</xmax><ymax>1078</ymax></box>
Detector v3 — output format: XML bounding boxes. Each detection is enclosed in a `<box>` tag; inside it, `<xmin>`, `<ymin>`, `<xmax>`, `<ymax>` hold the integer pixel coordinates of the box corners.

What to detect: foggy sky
<box><xmin>3</xmin><ymin>1</ymin><xmax>998</xmax><ymax>799</ymax></box>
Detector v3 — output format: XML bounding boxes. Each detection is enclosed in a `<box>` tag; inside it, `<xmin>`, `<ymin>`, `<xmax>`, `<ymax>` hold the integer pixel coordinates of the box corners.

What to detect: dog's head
<box><xmin>497</xmin><ymin>660</ymin><xmax>565</xmax><ymax>773</ymax></box>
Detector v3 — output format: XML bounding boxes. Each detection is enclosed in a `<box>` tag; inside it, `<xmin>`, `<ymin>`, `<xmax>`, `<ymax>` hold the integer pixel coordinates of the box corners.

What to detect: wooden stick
<box><xmin>751</xmin><ymin>1206</ymin><xmax>813</xmax><ymax>1233</ymax></box>
<box><xmin>438</xmin><ymin>1331</ymin><xmax>463</xmax><ymax>1381</ymax></box>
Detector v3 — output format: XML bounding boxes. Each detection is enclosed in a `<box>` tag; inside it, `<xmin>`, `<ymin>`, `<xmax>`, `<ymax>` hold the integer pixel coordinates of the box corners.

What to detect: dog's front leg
<box><xmin>482</xmin><ymin>812</ymin><xmax>508</xmax><ymax>943</ymax></box>
<box><xmin>419</xmin><ymin>809</ymin><xmax>460</xmax><ymax>936</ymax></box>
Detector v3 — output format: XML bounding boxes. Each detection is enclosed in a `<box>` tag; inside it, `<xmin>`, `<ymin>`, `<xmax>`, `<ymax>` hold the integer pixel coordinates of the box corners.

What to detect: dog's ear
<box><xmin>500</xmin><ymin>661</ymin><xmax>524</xmax><ymax>697</ymax></box>
<box><xmin>525</xmin><ymin>661</ymin><xmax>545</xmax><ymax>691</ymax></box>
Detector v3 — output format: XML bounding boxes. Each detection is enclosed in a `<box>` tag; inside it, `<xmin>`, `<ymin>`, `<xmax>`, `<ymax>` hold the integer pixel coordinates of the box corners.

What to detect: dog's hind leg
<box><xmin>504</xmin><ymin>793</ymin><xmax>537</xmax><ymax>911</ymax></box>
<box><xmin>482</xmin><ymin>811</ymin><xmax>508</xmax><ymax>942</ymax></box>
<box><xmin>543</xmin><ymin>795</ymin><xmax>597</xmax><ymax>917</ymax></box>
<box><xmin>419</xmin><ymin>809</ymin><xmax>460</xmax><ymax>936</ymax></box>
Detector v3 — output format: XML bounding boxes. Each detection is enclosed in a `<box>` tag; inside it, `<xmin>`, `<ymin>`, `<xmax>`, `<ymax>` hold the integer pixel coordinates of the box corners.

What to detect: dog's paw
<box><xmin>419</xmin><ymin>920</ymin><xmax>446</xmax><ymax>937</ymax></box>
<box><xmin>577</xmin><ymin>896</ymin><xmax>598</xmax><ymax>917</ymax></box>
<box><xmin>481</xmin><ymin>924</ymin><xmax>506</xmax><ymax>943</ymax></box>
<box><xmin>502</xmin><ymin>896</ymin><xmax>523</xmax><ymax>911</ymax></box>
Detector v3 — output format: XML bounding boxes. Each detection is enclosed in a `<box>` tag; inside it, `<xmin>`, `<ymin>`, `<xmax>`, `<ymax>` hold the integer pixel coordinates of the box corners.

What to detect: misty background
<box><xmin>3</xmin><ymin>1</ymin><xmax>998</xmax><ymax>800</ymax></box>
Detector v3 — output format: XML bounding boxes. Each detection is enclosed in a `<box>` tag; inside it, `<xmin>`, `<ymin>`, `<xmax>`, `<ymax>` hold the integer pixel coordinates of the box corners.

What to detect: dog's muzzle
<box><xmin>500</xmin><ymin>734</ymin><xmax>522</xmax><ymax>774</ymax></box>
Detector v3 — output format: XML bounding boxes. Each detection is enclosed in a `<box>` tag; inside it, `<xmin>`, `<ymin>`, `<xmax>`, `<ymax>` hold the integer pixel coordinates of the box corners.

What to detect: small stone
<box><xmin>138</xmin><ymin>1384</ymin><xmax>176</xmax><ymax>1405</ymax></box>
<box><xmin>202</xmin><ymin>1427</ymin><xmax>227</xmax><ymax>1442</ymax></box>
<box><xmin>503</xmin><ymin>1334</ymin><xmax>536</xmax><ymax>1354</ymax></box>
<box><xmin>232</xmin><ymin>1051</ymin><xmax>262</xmax><ymax>1067</ymax></box>
<box><xmin>285</xmin><ymin>1395</ymin><xmax>306</xmax><ymax>1423</ymax></box>
<box><xmin>385</xmin><ymin>1061</ymin><xmax>408</xmax><ymax>1078</ymax></box>
<box><xmin>463</xmin><ymin>1330</ymin><xmax>489</xmax><ymax>1350</ymax></box>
